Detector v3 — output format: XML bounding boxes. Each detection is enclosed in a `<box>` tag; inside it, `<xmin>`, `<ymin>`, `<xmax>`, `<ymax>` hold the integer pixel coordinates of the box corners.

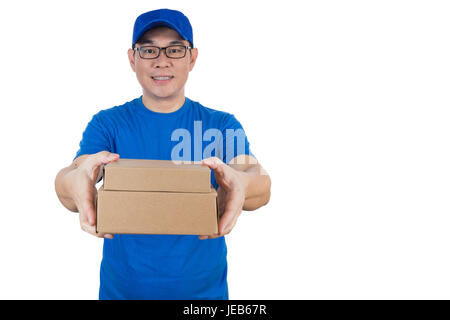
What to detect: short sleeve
<box><xmin>221</xmin><ymin>114</ymin><xmax>256</xmax><ymax>164</ymax></box>
<box><xmin>73</xmin><ymin>112</ymin><xmax>113</xmax><ymax>161</ymax></box>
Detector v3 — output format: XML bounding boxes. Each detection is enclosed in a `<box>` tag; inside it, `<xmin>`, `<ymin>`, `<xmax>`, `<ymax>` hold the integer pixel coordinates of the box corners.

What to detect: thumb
<box><xmin>80</xmin><ymin>197</ymin><xmax>96</xmax><ymax>226</ymax></box>
<box><xmin>75</xmin><ymin>184</ymin><xmax>98</xmax><ymax>226</ymax></box>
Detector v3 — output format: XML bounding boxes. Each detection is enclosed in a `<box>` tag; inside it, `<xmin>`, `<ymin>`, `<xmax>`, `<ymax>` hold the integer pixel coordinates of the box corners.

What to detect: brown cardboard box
<box><xmin>96</xmin><ymin>186</ymin><xmax>218</xmax><ymax>235</ymax></box>
<box><xmin>103</xmin><ymin>159</ymin><xmax>211</xmax><ymax>193</ymax></box>
<box><xmin>96</xmin><ymin>159</ymin><xmax>218</xmax><ymax>235</ymax></box>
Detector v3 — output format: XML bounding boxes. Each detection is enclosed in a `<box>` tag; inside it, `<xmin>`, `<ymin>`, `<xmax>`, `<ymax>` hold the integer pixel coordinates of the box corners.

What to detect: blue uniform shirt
<box><xmin>74</xmin><ymin>96</ymin><xmax>254</xmax><ymax>299</ymax></box>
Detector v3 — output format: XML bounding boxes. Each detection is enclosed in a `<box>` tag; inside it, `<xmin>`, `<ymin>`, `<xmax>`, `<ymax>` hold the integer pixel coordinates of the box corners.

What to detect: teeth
<box><xmin>152</xmin><ymin>76</ymin><xmax>172</xmax><ymax>80</ymax></box>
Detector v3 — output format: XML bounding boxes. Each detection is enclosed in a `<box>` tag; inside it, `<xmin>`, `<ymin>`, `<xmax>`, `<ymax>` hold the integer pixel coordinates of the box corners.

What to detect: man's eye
<box><xmin>144</xmin><ymin>49</ymin><xmax>155</xmax><ymax>54</ymax></box>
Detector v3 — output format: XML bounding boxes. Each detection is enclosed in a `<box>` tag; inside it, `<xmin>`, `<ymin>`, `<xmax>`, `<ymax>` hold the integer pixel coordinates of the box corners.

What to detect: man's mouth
<box><xmin>151</xmin><ymin>76</ymin><xmax>174</xmax><ymax>80</ymax></box>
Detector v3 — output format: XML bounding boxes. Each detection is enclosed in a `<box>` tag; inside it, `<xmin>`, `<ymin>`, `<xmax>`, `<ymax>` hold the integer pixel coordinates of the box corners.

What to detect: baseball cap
<box><xmin>132</xmin><ymin>9</ymin><xmax>194</xmax><ymax>48</ymax></box>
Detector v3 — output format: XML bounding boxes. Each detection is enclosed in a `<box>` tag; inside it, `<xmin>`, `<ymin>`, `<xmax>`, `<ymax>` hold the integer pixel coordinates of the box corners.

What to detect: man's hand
<box><xmin>70</xmin><ymin>151</ymin><xmax>120</xmax><ymax>239</ymax></box>
<box><xmin>199</xmin><ymin>157</ymin><xmax>246</xmax><ymax>240</ymax></box>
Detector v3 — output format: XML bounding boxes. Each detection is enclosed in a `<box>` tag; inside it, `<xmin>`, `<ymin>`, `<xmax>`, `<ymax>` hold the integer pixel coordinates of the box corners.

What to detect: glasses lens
<box><xmin>166</xmin><ymin>45</ymin><xmax>186</xmax><ymax>58</ymax></box>
<box><xmin>139</xmin><ymin>46</ymin><xmax>159</xmax><ymax>59</ymax></box>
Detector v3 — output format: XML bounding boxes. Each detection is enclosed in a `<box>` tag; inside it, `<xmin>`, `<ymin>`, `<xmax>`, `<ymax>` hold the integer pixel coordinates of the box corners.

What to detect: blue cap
<box><xmin>132</xmin><ymin>9</ymin><xmax>194</xmax><ymax>47</ymax></box>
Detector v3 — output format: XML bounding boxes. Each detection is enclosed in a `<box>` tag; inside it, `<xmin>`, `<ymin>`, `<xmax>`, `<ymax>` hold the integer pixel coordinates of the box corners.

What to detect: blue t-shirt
<box><xmin>74</xmin><ymin>96</ymin><xmax>254</xmax><ymax>300</ymax></box>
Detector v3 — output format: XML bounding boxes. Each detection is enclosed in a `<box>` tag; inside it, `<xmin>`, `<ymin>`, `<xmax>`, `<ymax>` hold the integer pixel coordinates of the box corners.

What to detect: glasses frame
<box><xmin>133</xmin><ymin>45</ymin><xmax>192</xmax><ymax>59</ymax></box>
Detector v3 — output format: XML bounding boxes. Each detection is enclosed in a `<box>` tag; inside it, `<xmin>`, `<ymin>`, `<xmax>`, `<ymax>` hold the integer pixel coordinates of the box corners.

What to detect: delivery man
<box><xmin>54</xmin><ymin>8</ymin><xmax>271</xmax><ymax>300</ymax></box>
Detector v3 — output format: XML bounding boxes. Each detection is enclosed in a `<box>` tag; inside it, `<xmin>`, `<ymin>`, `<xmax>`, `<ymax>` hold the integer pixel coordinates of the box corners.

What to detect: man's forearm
<box><xmin>55</xmin><ymin>166</ymin><xmax>79</xmax><ymax>212</ymax></box>
<box><xmin>236</xmin><ymin>164</ymin><xmax>271</xmax><ymax>211</ymax></box>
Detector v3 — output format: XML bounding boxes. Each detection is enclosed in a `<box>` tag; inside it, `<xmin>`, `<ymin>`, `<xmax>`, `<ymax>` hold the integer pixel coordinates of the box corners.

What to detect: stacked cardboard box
<box><xmin>96</xmin><ymin>159</ymin><xmax>218</xmax><ymax>235</ymax></box>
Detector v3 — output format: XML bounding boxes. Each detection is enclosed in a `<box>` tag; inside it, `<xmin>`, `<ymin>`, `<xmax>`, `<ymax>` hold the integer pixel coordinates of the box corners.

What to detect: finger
<box><xmin>201</xmin><ymin>157</ymin><xmax>222</xmax><ymax>169</ymax></box>
<box><xmin>80</xmin><ymin>217</ymin><xmax>113</xmax><ymax>239</ymax></box>
<box><xmin>101</xmin><ymin>233</ymin><xmax>114</xmax><ymax>239</ymax></box>
<box><xmin>85</xmin><ymin>228</ymin><xmax>114</xmax><ymax>239</ymax></box>
<box><xmin>202</xmin><ymin>158</ymin><xmax>230</xmax><ymax>187</ymax></box>
<box><xmin>87</xmin><ymin>226</ymin><xmax>114</xmax><ymax>239</ymax></box>
<box><xmin>96</xmin><ymin>151</ymin><xmax>120</xmax><ymax>164</ymax></box>
<box><xmin>198</xmin><ymin>233</ymin><xmax>221</xmax><ymax>240</ymax></box>
<box><xmin>88</xmin><ymin>151</ymin><xmax>120</xmax><ymax>169</ymax></box>
<box><xmin>80</xmin><ymin>219</ymin><xmax>97</xmax><ymax>235</ymax></box>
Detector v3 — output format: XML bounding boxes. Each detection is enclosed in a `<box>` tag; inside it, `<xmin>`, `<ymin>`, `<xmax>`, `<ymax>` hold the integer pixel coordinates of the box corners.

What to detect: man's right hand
<box><xmin>55</xmin><ymin>151</ymin><xmax>120</xmax><ymax>239</ymax></box>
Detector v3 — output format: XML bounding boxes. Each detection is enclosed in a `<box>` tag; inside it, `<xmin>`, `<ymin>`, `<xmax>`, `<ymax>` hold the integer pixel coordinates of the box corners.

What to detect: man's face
<box><xmin>128</xmin><ymin>27</ymin><xmax>198</xmax><ymax>101</ymax></box>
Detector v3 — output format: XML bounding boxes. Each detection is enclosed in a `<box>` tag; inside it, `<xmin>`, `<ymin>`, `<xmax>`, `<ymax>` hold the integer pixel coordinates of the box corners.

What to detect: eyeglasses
<box><xmin>133</xmin><ymin>45</ymin><xmax>192</xmax><ymax>59</ymax></box>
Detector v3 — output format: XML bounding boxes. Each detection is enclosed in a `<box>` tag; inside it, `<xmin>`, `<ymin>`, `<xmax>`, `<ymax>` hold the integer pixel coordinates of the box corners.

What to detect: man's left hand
<box><xmin>199</xmin><ymin>157</ymin><xmax>246</xmax><ymax>240</ymax></box>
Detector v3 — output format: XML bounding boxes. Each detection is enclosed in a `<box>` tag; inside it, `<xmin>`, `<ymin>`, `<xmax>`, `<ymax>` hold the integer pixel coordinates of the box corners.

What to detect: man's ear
<box><xmin>188</xmin><ymin>48</ymin><xmax>198</xmax><ymax>72</ymax></box>
<box><xmin>128</xmin><ymin>48</ymin><xmax>136</xmax><ymax>72</ymax></box>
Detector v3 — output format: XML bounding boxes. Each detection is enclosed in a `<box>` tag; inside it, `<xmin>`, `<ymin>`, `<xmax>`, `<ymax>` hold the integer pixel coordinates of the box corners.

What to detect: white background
<box><xmin>0</xmin><ymin>0</ymin><xmax>449</xmax><ymax>299</ymax></box>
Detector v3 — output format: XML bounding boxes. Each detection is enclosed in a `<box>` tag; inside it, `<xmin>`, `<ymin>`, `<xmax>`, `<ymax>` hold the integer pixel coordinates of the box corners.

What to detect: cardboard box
<box><xmin>103</xmin><ymin>159</ymin><xmax>211</xmax><ymax>193</ymax></box>
<box><xmin>96</xmin><ymin>159</ymin><xmax>218</xmax><ymax>235</ymax></box>
<box><xmin>96</xmin><ymin>186</ymin><xmax>218</xmax><ymax>235</ymax></box>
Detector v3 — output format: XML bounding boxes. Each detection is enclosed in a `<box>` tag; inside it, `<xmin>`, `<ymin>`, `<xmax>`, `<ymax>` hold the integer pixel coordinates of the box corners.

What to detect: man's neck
<box><xmin>141</xmin><ymin>92</ymin><xmax>186</xmax><ymax>113</ymax></box>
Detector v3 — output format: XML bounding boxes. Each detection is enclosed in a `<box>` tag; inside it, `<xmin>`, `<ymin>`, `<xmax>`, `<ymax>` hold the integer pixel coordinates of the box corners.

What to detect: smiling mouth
<box><xmin>151</xmin><ymin>76</ymin><xmax>174</xmax><ymax>80</ymax></box>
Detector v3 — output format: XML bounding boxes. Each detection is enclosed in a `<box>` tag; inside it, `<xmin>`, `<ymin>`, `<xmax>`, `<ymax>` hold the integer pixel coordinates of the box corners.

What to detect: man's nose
<box><xmin>154</xmin><ymin>49</ymin><xmax>172</xmax><ymax>67</ymax></box>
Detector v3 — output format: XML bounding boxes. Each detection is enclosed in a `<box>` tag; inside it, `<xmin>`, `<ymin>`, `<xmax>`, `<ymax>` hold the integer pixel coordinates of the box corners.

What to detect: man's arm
<box><xmin>54</xmin><ymin>151</ymin><xmax>119</xmax><ymax>238</ymax></box>
<box><xmin>228</xmin><ymin>154</ymin><xmax>271</xmax><ymax>211</ymax></box>
<box><xmin>55</xmin><ymin>154</ymin><xmax>91</xmax><ymax>212</ymax></box>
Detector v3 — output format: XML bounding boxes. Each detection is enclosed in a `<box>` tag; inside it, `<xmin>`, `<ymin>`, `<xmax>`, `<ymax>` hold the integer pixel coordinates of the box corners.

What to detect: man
<box><xmin>54</xmin><ymin>8</ymin><xmax>271</xmax><ymax>300</ymax></box>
